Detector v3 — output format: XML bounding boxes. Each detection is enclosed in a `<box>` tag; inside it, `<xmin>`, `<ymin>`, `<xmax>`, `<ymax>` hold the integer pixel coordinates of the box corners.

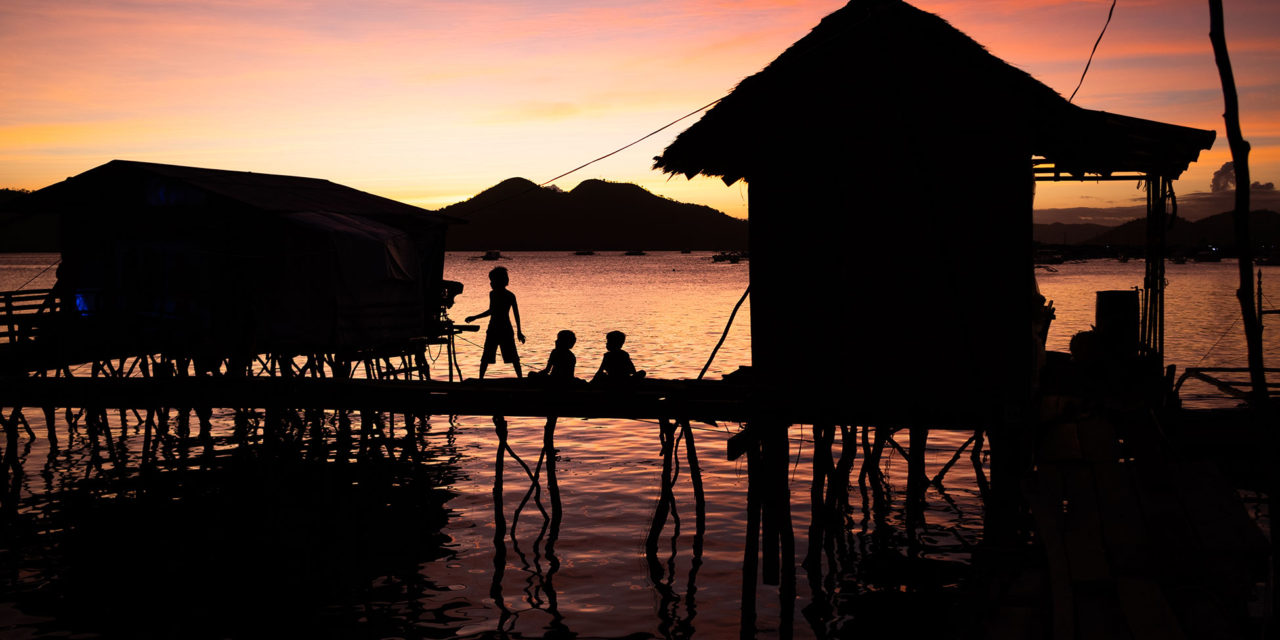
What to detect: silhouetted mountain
<box><xmin>438</xmin><ymin>178</ymin><xmax>748</xmax><ymax>251</ymax></box>
<box><xmin>0</xmin><ymin>188</ymin><xmax>59</xmax><ymax>252</ymax></box>
<box><xmin>1088</xmin><ymin>209</ymin><xmax>1280</xmax><ymax>249</ymax></box>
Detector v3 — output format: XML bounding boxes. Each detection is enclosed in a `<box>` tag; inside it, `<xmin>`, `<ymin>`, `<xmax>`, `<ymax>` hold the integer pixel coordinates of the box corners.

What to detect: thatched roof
<box><xmin>654</xmin><ymin>0</ymin><xmax>1214</xmax><ymax>185</ymax></box>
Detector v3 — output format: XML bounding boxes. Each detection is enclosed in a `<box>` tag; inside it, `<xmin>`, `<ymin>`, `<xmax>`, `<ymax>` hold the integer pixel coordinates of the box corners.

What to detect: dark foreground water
<box><xmin>0</xmin><ymin>253</ymin><xmax>1275</xmax><ymax>638</ymax></box>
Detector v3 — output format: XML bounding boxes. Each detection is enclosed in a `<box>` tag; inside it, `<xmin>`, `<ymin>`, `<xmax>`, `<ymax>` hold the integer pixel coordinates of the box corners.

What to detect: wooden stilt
<box><xmin>740</xmin><ymin>435</ymin><xmax>761</xmax><ymax>639</ymax></box>
<box><xmin>805</xmin><ymin>423</ymin><xmax>835</xmax><ymax>571</ymax></box>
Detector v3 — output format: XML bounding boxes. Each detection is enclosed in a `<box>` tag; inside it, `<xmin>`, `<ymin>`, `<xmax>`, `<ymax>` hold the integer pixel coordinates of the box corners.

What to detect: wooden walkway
<box><xmin>0</xmin><ymin>375</ymin><xmax>988</xmax><ymax>430</ymax></box>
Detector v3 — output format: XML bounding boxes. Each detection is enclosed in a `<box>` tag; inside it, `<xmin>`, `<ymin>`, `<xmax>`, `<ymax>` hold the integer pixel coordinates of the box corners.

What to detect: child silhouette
<box><xmin>591</xmin><ymin>330</ymin><xmax>646</xmax><ymax>385</ymax></box>
<box><xmin>530</xmin><ymin>330</ymin><xmax>578</xmax><ymax>384</ymax></box>
<box><xmin>465</xmin><ymin>266</ymin><xmax>525</xmax><ymax>379</ymax></box>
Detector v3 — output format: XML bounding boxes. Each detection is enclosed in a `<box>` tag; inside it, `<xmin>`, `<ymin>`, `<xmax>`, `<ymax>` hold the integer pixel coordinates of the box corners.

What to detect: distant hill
<box><xmin>438</xmin><ymin>178</ymin><xmax>748</xmax><ymax>251</ymax></box>
<box><xmin>0</xmin><ymin>188</ymin><xmax>59</xmax><ymax>252</ymax></box>
<box><xmin>1088</xmin><ymin>209</ymin><xmax>1280</xmax><ymax>249</ymax></box>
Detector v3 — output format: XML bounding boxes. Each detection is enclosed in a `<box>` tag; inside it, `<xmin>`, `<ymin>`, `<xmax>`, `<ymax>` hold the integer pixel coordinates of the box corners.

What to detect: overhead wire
<box><xmin>1068</xmin><ymin>0</ymin><xmax>1117</xmax><ymax>103</ymax></box>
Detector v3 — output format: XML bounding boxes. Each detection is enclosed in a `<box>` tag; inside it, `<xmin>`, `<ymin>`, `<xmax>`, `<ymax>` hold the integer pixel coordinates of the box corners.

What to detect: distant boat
<box><xmin>573</xmin><ymin>250</ymin><xmax>595</xmax><ymax>256</ymax></box>
<box><xmin>1170</xmin><ymin>255</ymin><xmax>1188</xmax><ymax>264</ymax></box>
<box><xmin>680</xmin><ymin>249</ymin><xmax>693</xmax><ymax>254</ymax></box>
<box><xmin>624</xmin><ymin>250</ymin><xmax>646</xmax><ymax>256</ymax></box>
<box><xmin>712</xmin><ymin>250</ymin><xmax>747</xmax><ymax>263</ymax></box>
<box><xmin>1193</xmin><ymin>248</ymin><xmax>1222</xmax><ymax>263</ymax></box>
<box><xmin>1034</xmin><ymin>249</ymin><xmax>1065</xmax><ymax>265</ymax></box>
<box><xmin>480</xmin><ymin>250</ymin><xmax>503</xmax><ymax>261</ymax></box>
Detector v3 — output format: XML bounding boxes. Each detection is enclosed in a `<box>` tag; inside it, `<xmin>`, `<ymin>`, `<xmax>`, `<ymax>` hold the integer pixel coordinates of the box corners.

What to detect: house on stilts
<box><xmin>4</xmin><ymin>160</ymin><xmax>462</xmax><ymax>375</ymax></box>
<box><xmin>654</xmin><ymin>0</ymin><xmax>1213</xmax><ymax>500</ymax></box>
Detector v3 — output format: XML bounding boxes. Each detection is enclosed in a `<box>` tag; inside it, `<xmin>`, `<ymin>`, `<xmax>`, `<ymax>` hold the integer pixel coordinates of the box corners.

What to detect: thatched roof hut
<box><xmin>27</xmin><ymin>160</ymin><xmax>459</xmax><ymax>356</ymax></box>
<box><xmin>654</xmin><ymin>0</ymin><xmax>1214</xmax><ymax>423</ymax></box>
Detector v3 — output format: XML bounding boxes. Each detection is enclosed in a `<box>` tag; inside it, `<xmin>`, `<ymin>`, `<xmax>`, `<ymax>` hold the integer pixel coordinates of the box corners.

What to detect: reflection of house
<box><xmin>654</xmin><ymin>0</ymin><xmax>1213</xmax><ymax>421</ymax></box>
<box><xmin>26</xmin><ymin>160</ymin><xmax>458</xmax><ymax>355</ymax></box>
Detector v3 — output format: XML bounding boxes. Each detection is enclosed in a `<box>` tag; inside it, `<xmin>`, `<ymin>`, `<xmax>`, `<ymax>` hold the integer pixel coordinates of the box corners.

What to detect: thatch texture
<box><xmin>654</xmin><ymin>0</ymin><xmax>1213</xmax><ymax>184</ymax></box>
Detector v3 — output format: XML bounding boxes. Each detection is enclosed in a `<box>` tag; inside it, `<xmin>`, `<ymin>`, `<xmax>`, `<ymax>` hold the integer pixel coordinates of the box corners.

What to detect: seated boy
<box><xmin>529</xmin><ymin>330</ymin><xmax>579</xmax><ymax>384</ymax></box>
<box><xmin>591</xmin><ymin>330</ymin><xmax>646</xmax><ymax>385</ymax></box>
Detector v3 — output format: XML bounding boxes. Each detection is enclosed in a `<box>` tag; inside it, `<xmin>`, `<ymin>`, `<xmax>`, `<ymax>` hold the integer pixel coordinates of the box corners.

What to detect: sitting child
<box><xmin>529</xmin><ymin>330</ymin><xmax>578</xmax><ymax>384</ymax></box>
<box><xmin>591</xmin><ymin>330</ymin><xmax>646</xmax><ymax>385</ymax></box>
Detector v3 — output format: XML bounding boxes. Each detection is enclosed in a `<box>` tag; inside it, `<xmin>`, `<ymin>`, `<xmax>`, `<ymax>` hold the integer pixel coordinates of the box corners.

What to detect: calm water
<box><xmin>0</xmin><ymin>252</ymin><xmax>1276</xmax><ymax>638</ymax></box>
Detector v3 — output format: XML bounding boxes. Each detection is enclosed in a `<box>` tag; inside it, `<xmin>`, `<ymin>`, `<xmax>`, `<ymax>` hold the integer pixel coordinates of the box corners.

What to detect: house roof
<box><xmin>24</xmin><ymin>159</ymin><xmax>460</xmax><ymax>224</ymax></box>
<box><xmin>653</xmin><ymin>0</ymin><xmax>1214</xmax><ymax>185</ymax></box>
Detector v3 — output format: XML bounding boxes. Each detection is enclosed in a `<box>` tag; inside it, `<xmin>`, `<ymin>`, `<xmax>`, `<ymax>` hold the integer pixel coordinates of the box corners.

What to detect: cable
<box><xmin>698</xmin><ymin>285</ymin><xmax>750</xmax><ymax>380</ymax></box>
<box><xmin>14</xmin><ymin>258</ymin><xmax>60</xmax><ymax>290</ymax></box>
<box><xmin>1068</xmin><ymin>0</ymin><xmax>1117</xmax><ymax>103</ymax></box>
<box><xmin>1197</xmin><ymin>316</ymin><xmax>1239</xmax><ymax>364</ymax></box>
<box><xmin>538</xmin><ymin>98</ymin><xmax>723</xmax><ymax>188</ymax></box>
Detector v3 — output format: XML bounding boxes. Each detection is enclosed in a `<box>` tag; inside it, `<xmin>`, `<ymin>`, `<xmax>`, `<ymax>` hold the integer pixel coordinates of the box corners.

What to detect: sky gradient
<box><xmin>3</xmin><ymin>0</ymin><xmax>1278</xmax><ymax>221</ymax></box>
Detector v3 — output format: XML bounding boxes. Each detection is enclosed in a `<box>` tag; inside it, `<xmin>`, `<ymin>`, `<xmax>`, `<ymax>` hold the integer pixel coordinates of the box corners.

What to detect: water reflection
<box><xmin>645</xmin><ymin>418</ymin><xmax>705</xmax><ymax>639</ymax></box>
<box><xmin>492</xmin><ymin>415</ymin><xmax>570</xmax><ymax>637</ymax></box>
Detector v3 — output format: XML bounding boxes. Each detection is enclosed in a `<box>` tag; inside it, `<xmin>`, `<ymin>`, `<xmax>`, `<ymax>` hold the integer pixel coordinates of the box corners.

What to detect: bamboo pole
<box><xmin>1209</xmin><ymin>0</ymin><xmax>1267</xmax><ymax>404</ymax></box>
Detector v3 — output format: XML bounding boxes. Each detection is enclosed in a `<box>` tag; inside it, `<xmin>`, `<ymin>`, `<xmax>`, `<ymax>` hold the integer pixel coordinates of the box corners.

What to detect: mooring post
<box><xmin>543</xmin><ymin>416</ymin><xmax>562</xmax><ymax>543</ymax></box>
<box><xmin>493</xmin><ymin>414</ymin><xmax>508</xmax><ymax>534</ymax></box>
<box><xmin>805</xmin><ymin>423</ymin><xmax>835</xmax><ymax>571</ymax></box>
<box><xmin>740</xmin><ymin>433</ymin><xmax>761</xmax><ymax>639</ymax></box>
<box><xmin>906</xmin><ymin>425</ymin><xmax>929</xmax><ymax>548</ymax></box>
<box><xmin>646</xmin><ymin>417</ymin><xmax>679</xmax><ymax>556</ymax></box>
<box><xmin>680</xmin><ymin>419</ymin><xmax>705</xmax><ymax>541</ymax></box>
<box><xmin>42</xmin><ymin>406</ymin><xmax>58</xmax><ymax>449</ymax></box>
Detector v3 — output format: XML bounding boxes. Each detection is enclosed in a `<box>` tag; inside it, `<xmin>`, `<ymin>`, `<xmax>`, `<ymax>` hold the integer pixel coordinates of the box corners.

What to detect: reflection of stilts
<box><xmin>645</xmin><ymin>417</ymin><xmax>706</xmax><ymax>640</ymax></box>
<box><xmin>490</xmin><ymin>414</ymin><xmax>568</xmax><ymax>637</ymax></box>
<box><xmin>733</xmin><ymin>421</ymin><xmax>795</xmax><ymax>638</ymax></box>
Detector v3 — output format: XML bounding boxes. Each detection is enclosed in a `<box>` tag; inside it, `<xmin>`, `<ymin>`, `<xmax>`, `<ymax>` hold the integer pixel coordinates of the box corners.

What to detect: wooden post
<box><xmin>646</xmin><ymin>417</ymin><xmax>679</xmax><ymax>556</ymax></box>
<box><xmin>680</xmin><ymin>419</ymin><xmax>706</xmax><ymax>542</ymax></box>
<box><xmin>1209</xmin><ymin>0</ymin><xmax>1268</xmax><ymax>404</ymax></box>
<box><xmin>740</xmin><ymin>435</ymin><xmax>761</xmax><ymax>639</ymax></box>
<box><xmin>543</xmin><ymin>416</ymin><xmax>561</xmax><ymax>551</ymax></box>
<box><xmin>805</xmin><ymin>423</ymin><xmax>834</xmax><ymax>572</ymax></box>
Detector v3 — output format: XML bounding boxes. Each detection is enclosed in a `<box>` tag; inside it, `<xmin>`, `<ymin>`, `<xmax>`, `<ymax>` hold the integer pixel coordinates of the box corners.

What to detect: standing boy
<box><xmin>465</xmin><ymin>266</ymin><xmax>525</xmax><ymax>379</ymax></box>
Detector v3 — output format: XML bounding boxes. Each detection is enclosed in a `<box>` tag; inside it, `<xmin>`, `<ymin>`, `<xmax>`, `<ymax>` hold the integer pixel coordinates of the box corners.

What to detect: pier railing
<box><xmin>0</xmin><ymin>288</ymin><xmax>58</xmax><ymax>345</ymax></box>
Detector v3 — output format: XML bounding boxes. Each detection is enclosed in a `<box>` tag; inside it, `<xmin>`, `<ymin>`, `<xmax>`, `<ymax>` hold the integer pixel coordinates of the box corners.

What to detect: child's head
<box><xmin>556</xmin><ymin>329</ymin><xmax>576</xmax><ymax>350</ymax></box>
<box><xmin>488</xmin><ymin>266</ymin><xmax>509</xmax><ymax>288</ymax></box>
<box><xmin>605</xmin><ymin>330</ymin><xmax>626</xmax><ymax>351</ymax></box>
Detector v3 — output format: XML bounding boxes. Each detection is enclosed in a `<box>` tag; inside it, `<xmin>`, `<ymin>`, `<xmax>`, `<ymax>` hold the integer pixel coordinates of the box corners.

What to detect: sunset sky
<box><xmin>2</xmin><ymin>0</ymin><xmax>1277</xmax><ymax>222</ymax></box>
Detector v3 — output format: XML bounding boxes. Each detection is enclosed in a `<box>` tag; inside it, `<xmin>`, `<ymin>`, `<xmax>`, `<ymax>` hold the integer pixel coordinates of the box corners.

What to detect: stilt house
<box><xmin>26</xmin><ymin>160</ymin><xmax>458</xmax><ymax>357</ymax></box>
<box><xmin>654</xmin><ymin>0</ymin><xmax>1215</xmax><ymax>425</ymax></box>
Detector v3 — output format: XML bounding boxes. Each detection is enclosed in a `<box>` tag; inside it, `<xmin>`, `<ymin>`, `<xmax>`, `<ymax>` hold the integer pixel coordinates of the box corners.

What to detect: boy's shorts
<box><xmin>482</xmin><ymin>327</ymin><xmax>519</xmax><ymax>364</ymax></box>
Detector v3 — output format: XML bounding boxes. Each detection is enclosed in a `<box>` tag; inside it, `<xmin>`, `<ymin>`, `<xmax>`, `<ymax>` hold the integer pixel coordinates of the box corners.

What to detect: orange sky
<box><xmin>2</xmin><ymin>0</ymin><xmax>1277</xmax><ymax>220</ymax></box>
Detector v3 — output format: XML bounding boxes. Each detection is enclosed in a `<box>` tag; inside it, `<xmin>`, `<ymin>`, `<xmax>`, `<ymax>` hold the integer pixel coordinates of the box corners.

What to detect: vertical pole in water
<box><xmin>741</xmin><ymin>434</ymin><xmax>761</xmax><ymax>640</ymax></box>
<box><xmin>680</xmin><ymin>419</ymin><xmax>706</xmax><ymax>542</ymax></box>
<box><xmin>806</xmin><ymin>423</ymin><xmax>832</xmax><ymax>573</ymax></box>
<box><xmin>646</xmin><ymin>418</ymin><xmax>679</xmax><ymax>560</ymax></box>
<box><xmin>543</xmin><ymin>416</ymin><xmax>561</xmax><ymax>549</ymax></box>
<box><xmin>491</xmin><ymin>415</ymin><xmax>511</xmax><ymax>630</ymax></box>
<box><xmin>906</xmin><ymin>425</ymin><xmax>929</xmax><ymax>553</ymax></box>
<box><xmin>1209</xmin><ymin>0</ymin><xmax>1267</xmax><ymax>404</ymax></box>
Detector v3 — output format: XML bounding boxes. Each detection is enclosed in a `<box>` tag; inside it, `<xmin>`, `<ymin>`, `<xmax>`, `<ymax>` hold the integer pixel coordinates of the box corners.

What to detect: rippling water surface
<box><xmin>0</xmin><ymin>252</ymin><xmax>1276</xmax><ymax>638</ymax></box>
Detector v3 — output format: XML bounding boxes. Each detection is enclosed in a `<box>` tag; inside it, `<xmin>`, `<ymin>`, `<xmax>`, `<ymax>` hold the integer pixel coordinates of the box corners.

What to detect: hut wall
<box><xmin>747</xmin><ymin>145</ymin><xmax>1033</xmax><ymax>424</ymax></box>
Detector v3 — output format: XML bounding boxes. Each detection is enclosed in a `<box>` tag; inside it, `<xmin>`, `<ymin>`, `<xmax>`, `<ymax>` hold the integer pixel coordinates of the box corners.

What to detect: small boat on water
<box><xmin>711</xmin><ymin>250</ymin><xmax>747</xmax><ymax>263</ymax></box>
<box><xmin>1193</xmin><ymin>247</ymin><xmax>1222</xmax><ymax>262</ymax></box>
<box><xmin>624</xmin><ymin>250</ymin><xmax>646</xmax><ymax>256</ymax></box>
<box><xmin>573</xmin><ymin>250</ymin><xmax>595</xmax><ymax>256</ymax></box>
<box><xmin>479</xmin><ymin>250</ymin><xmax>504</xmax><ymax>261</ymax></box>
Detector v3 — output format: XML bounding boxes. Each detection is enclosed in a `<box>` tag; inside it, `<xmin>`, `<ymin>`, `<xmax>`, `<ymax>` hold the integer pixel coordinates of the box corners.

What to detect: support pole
<box><xmin>1209</xmin><ymin>0</ymin><xmax>1268</xmax><ymax>404</ymax></box>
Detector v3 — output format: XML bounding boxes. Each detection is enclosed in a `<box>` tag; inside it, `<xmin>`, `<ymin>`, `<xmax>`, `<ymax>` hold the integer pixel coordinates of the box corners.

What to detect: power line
<box><xmin>538</xmin><ymin>98</ymin><xmax>722</xmax><ymax>187</ymax></box>
<box><xmin>1069</xmin><ymin>0</ymin><xmax>1117</xmax><ymax>103</ymax></box>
